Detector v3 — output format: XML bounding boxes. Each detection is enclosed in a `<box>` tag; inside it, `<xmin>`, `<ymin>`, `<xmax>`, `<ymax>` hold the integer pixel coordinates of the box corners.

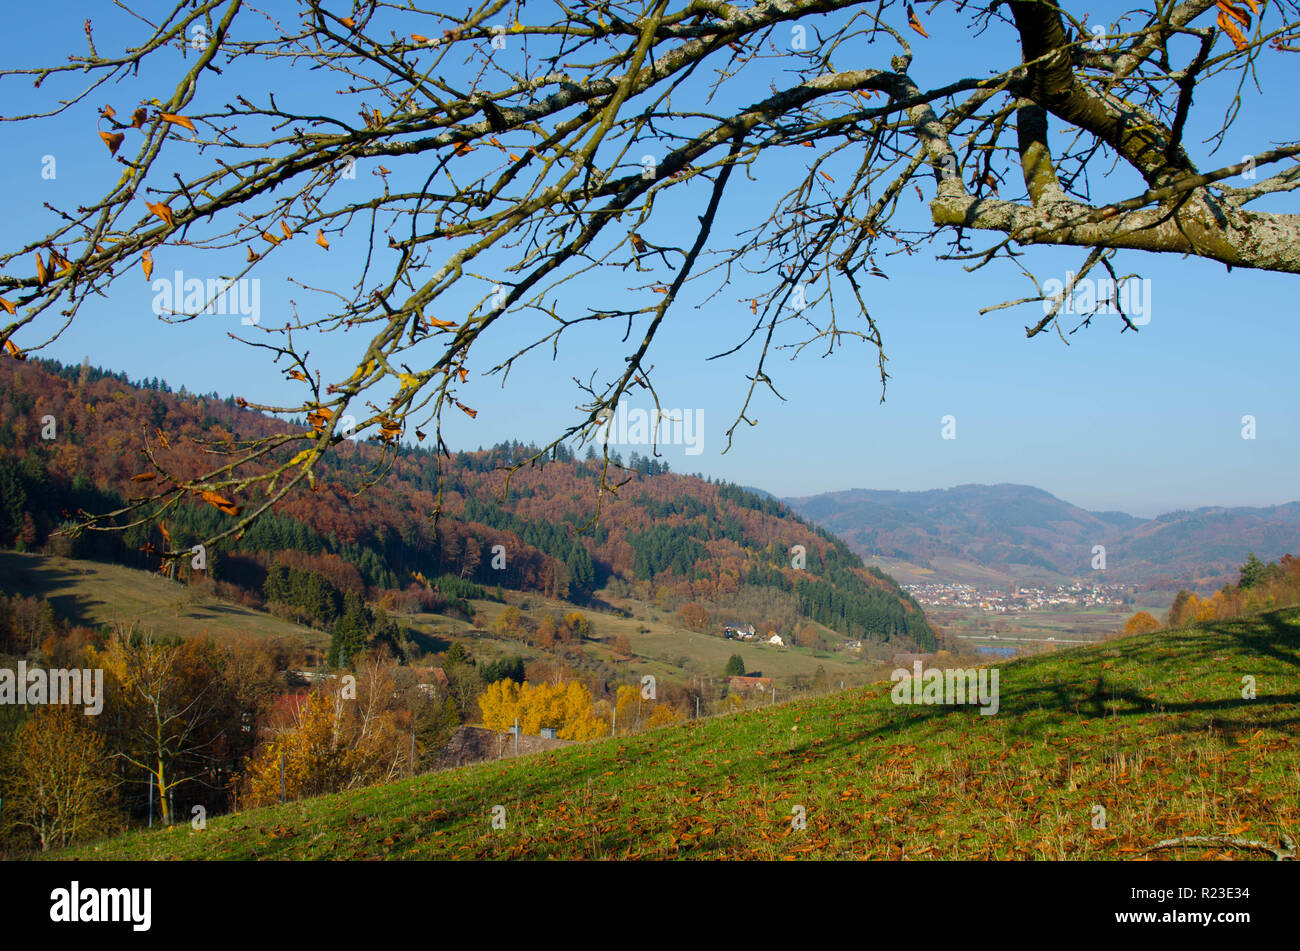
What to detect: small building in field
<box><xmin>728</xmin><ymin>675</ymin><xmax>773</xmax><ymax>694</ymax></box>
<box><xmin>411</xmin><ymin>665</ymin><xmax>450</xmax><ymax>696</ymax></box>
<box><xmin>768</xmin><ymin>634</ymin><xmax>785</xmax><ymax>646</ymax></box>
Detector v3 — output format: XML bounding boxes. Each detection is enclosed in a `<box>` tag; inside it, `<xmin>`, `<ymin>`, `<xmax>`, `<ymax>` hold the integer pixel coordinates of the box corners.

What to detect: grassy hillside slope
<box><xmin>0</xmin><ymin>551</ymin><xmax>324</xmax><ymax>647</ymax></box>
<box><xmin>450</xmin><ymin>593</ymin><xmax>873</xmax><ymax>682</ymax></box>
<box><xmin>63</xmin><ymin>608</ymin><xmax>1300</xmax><ymax>860</ymax></box>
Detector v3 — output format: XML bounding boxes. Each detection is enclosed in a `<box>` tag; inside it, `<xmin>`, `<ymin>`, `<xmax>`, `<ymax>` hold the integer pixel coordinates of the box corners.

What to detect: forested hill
<box><xmin>0</xmin><ymin>358</ymin><xmax>934</xmax><ymax>650</ymax></box>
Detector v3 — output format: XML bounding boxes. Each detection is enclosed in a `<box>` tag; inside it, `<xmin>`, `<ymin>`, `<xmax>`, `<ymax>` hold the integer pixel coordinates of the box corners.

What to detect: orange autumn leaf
<box><xmin>101</xmin><ymin>104</ymin><xmax>116</xmax><ymax>119</ymax></box>
<box><xmin>280</xmin><ymin>220</ymin><xmax>293</xmax><ymax>239</ymax></box>
<box><xmin>34</xmin><ymin>252</ymin><xmax>47</xmax><ymax>286</ymax></box>
<box><xmin>454</xmin><ymin>141</ymin><xmax>475</xmax><ymax>156</ymax></box>
<box><xmin>160</xmin><ymin>113</ymin><xmax>196</xmax><ymax>132</ymax></box>
<box><xmin>750</xmin><ymin>299</ymin><xmax>758</xmax><ymax>315</ymax></box>
<box><xmin>99</xmin><ymin>130</ymin><xmax>125</xmax><ymax>155</ymax></box>
<box><xmin>456</xmin><ymin>366</ymin><xmax>468</xmax><ymax>382</ymax></box>
<box><xmin>247</xmin><ymin>246</ymin><xmax>259</xmax><ymax>262</ymax></box>
<box><xmin>1216</xmin><ymin>0</ymin><xmax>1251</xmax><ymax>50</ymax></box>
<box><xmin>426</xmin><ymin>316</ymin><xmax>458</xmax><ymax>329</ymax></box>
<box><xmin>315</xmin><ymin>229</ymin><xmax>330</xmax><ymax>249</ymax></box>
<box><xmin>3</xmin><ymin>339</ymin><xmax>24</xmax><ymax>360</ymax></box>
<box><xmin>287</xmin><ymin>369</ymin><xmax>309</xmax><ymax>382</ymax></box>
<box><xmin>457</xmin><ymin>401</ymin><xmax>478</xmax><ymax>419</ymax></box>
<box><xmin>0</xmin><ymin>298</ymin><xmax>15</xmax><ymax>316</ymax></box>
<box><xmin>142</xmin><ymin>248</ymin><xmax>153</xmax><ymax>281</ymax></box>
<box><xmin>1218</xmin><ymin>15</ymin><xmax>1247</xmax><ymax>50</ymax></box>
<box><xmin>1217</xmin><ymin>0</ymin><xmax>1252</xmax><ymax>26</ymax></box>
<box><xmin>340</xmin><ymin>16</ymin><xmax>356</xmax><ymax>28</ymax></box>
<box><xmin>155</xmin><ymin>427</ymin><xmax>171</xmax><ymax>449</ymax></box>
<box><xmin>907</xmin><ymin>5</ymin><xmax>929</xmax><ymax>38</ymax></box>
<box><xmin>820</xmin><ymin>170</ymin><xmax>835</xmax><ymax>182</ymax></box>
<box><xmin>262</xmin><ymin>230</ymin><xmax>281</xmax><ymax>246</ymax></box>
<box><xmin>199</xmin><ymin>490</ymin><xmax>242</xmax><ymax>516</ymax></box>
<box><xmin>131</xmin><ymin>107</ymin><xmax>147</xmax><ymax>129</ymax></box>
<box><xmin>159</xmin><ymin>523</ymin><xmax>171</xmax><ymax>545</ymax></box>
<box><xmin>411</xmin><ymin>33</ymin><xmax>430</xmax><ymax>43</ymax></box>
<box><xmin>146</xmin><ymin>201</ymin><xmax>174</xmax><ymax>228</ymax></box>
<box><xmin>130</xmin><ymin>472</ymin><xmax>157</xmax><ymax>482</ymax></box>
<box><xmin>307</xmin><ymin>408</ymin><xmax>333</xmax><ymax>432</ymax></box>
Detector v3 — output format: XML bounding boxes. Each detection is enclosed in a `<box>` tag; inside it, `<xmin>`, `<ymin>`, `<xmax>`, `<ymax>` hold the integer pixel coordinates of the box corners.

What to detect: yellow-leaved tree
<box><xmin>556</xmin><ymin>681</ymin><xmax>607</xmax><ymax>740</ymax></box>
<box><xmin>0</xmin><ymin>706</ymin><xmax>118</xmax><ymax>852</ymax></box>
<box><xmin>239</xmin><ymin>662</ymin><xmax>409</xmax><ymax>807</ymax></box>
<box><xmin>478</xmin><ymin>679</ymin><xmax>607</xmax><ymax>741</ymax></box>
<box><xmin>614</xmin><ymin>683</ymin><xmax>641</xmax><ymax>734</ymax></box>
<box><xmin>646</xmin><ymin>703</ymin><xmax>684</xmax><ymax>729</ymax></box>
<box><xmin>478</xmin><ymin>678</ymin><xmax>521</xmax><ymax>733</ymax></box>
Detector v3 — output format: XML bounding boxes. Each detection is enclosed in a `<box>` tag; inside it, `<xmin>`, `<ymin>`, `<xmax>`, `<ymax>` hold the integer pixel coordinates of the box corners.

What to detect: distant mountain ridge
<box><xmin>785</xmin><ymin>484</ymin><xmax>1300</xmax><ymax>586</ymax></box>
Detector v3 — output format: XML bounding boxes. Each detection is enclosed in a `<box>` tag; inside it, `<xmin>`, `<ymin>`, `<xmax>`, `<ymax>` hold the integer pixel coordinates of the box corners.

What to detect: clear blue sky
<box><xmin>2</xmin><ymin>1</ymin><xmax>1296</xmax><ymax>518</ymax></box>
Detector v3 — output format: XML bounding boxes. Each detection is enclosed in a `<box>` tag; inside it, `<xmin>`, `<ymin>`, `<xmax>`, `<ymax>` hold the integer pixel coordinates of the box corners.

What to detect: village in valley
<box><xmin>902</xmin><ymin>581</ymin><xmax>1132</xmax><ymax>614</ymax></box>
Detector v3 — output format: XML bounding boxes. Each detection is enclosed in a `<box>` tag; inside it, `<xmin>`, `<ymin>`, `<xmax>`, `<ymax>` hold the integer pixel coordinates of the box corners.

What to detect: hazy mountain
<box><xmin>785</xmin><ymin>484</ymin><xmax>1299</xmax><ymax>586</ymax></box>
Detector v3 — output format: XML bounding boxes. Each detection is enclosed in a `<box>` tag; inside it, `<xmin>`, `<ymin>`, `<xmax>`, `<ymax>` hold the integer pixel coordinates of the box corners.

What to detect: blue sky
<box><xmin>2</xmin><ymin>1</ymin><xmax>1296</xmax><ymax>518</ymax></box>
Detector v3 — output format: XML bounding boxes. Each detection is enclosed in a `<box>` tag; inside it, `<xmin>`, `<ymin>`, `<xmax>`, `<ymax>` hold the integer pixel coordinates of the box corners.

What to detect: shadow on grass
<box><xmin>0</xmin><ymin>550</ymin><xmax>105</xmax><ymax>629</ymax></box>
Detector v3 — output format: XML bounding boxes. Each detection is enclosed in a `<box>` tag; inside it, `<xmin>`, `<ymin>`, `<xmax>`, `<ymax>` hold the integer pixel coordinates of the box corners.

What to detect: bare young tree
<box><xmin>99</xmin><ymin>629</ymin><xmax>233</xmax><ymax>825</ymax></box>
<box><xmin>1</xmin><ymin>0</ymin><xmax>1296</xmax><ymax>555</ymax></box>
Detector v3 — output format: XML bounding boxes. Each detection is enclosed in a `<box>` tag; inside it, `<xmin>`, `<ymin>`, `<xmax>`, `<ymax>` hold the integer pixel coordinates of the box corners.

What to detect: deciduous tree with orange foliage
<box><xmin>1122</xmin><ymin>611</ymin><xmax>1162</xmax><ymax>636</ymax></box>
<box><xmin>678</xmin><ymin>602</ymin><xmax>711</xmax><ymax>632</ymax></box>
